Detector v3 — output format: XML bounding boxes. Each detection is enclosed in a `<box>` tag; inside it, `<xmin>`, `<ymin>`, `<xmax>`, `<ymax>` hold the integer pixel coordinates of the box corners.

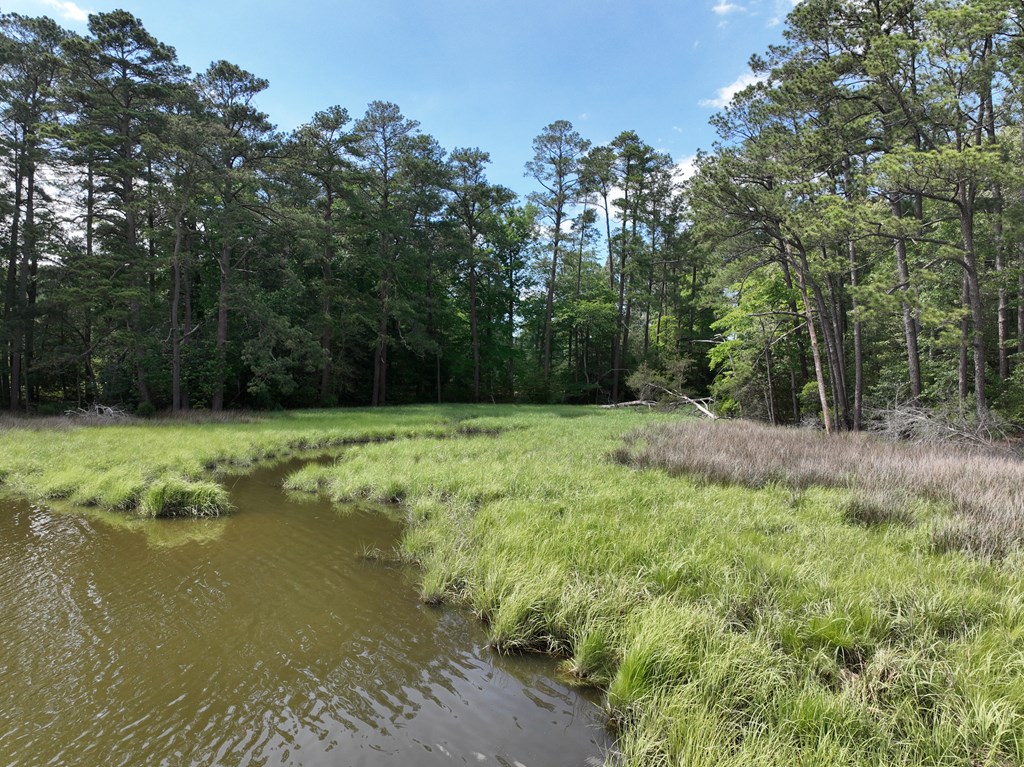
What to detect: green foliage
<box><xmin>691</xmin><ymin>0</ymin><xmax>1024</xmax><ymax>428</ymax></box>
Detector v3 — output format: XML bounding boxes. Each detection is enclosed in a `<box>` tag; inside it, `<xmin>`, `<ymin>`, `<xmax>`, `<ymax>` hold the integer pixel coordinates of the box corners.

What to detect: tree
<box><xmin>288</xmin><ymin>105</ymin><xmax>360</xmax><ymax>404</ymax></box>
<box><xmin>0</xmin><ymin>13</ymin><xmax>66</xmax><ymax>410</ymax></box>
<box><xmin>525</xmin><ymin>120</ymin><xmax>590</xmax><ymax>393</ymax></box>
<box><xmin>354</xmin><ymin>101</ymin><xmax>419</xmax><ymax>406</ymax></box>
<box><xmin>195</xmin><ymin>59</ymin><xmax>274</xmax><ymax>410</ymax></box>
<box><xmin>63</xmin><ymin>10</ymin><xmax>188</xmax><ymax>409</ymax></box>
<box><xmin>446</xmin><ymin>147</ymin><xmax>513</xmax><ymax>401</ymax></box>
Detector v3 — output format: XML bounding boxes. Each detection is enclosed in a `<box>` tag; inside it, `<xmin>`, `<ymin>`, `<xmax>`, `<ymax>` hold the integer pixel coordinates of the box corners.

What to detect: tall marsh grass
<box><xmin>617</xmin><ymin>419</ymin><xmax>1024</xmax><ymax>558</ymax></box>
<box><xmin>0</xmin><ymin>405</ymin><xmax>510</xmax><ymax>516</ymax></box>
<box><xmin>283</xmin><ymin>408</ymin><xmax>1024</xmax><ymax>767</ymax></box>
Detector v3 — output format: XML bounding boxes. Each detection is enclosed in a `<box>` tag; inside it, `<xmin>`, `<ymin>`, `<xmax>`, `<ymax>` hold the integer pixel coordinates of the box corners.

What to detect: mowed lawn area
<box><xmin>3</xmin><ymin>405</ymin><xmax>1023</xmax><ymax>766</ymax></box>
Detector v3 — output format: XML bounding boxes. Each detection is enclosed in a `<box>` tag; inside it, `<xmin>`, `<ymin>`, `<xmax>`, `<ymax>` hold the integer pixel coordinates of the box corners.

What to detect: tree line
<box><xmin>692</xmin><ymin>0</ymin><xmax>1024</xmax><ymax>430</ymax></box>
<box><xmin>0</xmin><ymin>10</ymin><xmax>711</xmax><ymax>413</ymax></box>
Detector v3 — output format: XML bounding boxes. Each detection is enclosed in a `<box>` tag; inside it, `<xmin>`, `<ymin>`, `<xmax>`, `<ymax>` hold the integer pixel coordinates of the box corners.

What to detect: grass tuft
<box><xmin>138</xmin><ymin>477</ymin><xmax>231</xmax><ymax>518</ymax></box>
<box><xmin>841</xmin><ymin>490</ymin><xmax>916</xmax><ymax>528</ymax></box>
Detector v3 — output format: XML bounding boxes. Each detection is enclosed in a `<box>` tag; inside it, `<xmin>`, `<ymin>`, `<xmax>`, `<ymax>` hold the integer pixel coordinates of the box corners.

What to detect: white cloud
<box><xmin>712</xmin><ymin>1</ymin><xmax>743</xmax><ymax>14</ymax></box>
<box><xmin>699</xmin><ymin>71</ymin><xmax>766</xmax><ymax>109</ymax></box>
<box><xmin>674</xmin><ymin>155</ymin><xmax>699</xmax><ymax>181</ymax></box>
<box><xmin>41</xmin><ymin>0</ymin><xmax>90</xmax><ymax>22</ymax></box>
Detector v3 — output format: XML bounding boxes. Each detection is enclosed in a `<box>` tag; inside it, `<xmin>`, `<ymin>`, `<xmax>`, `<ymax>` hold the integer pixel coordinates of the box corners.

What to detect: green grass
<box><xmin>138</xmin><ymin>477</ymin><xmax>231</xmax><ymax>518</ymax></box>
<box><xmin>2</xmin><ymin>406</ymin><xmax>1023</xmax><ymax>765</ymax></box>
<box><xmin>0</xmin><ymin>405</ymin><xmax>484</xmax><ymax>515</ymax></box>
<box><xmin>283</xmin><ymin>409</ymin><xmax>1024</xmax><ymax>767</ymax></box>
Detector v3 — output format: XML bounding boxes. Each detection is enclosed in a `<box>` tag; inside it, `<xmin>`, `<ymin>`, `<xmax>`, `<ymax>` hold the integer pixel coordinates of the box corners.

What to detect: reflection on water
<box><xmin>0</xmin><ymin>462</ymin><xmax>608</xmax><ymax>767</ymax></box>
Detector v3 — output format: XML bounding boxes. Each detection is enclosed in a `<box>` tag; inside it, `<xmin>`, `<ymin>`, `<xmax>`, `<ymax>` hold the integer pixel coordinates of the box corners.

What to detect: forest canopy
<box><xmin>1</xmin><ymin>1</ymin><xmax>1022</xmax><ymax>425</ymax></box>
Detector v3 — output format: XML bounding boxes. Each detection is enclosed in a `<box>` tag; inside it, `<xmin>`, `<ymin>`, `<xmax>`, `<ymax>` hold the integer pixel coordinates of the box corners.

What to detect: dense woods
<box><xmin>696</xmin><ymin>0</ymin><xmax>1024</xmax><ymax>430</ymax></box>
<box><xmin>0</xmin><ymin>9</ymin><xmax>711</xmax><ymax>412</ymax></box>
<box><xmin>1</xmin><ymin>1</ymin><xmax>1022</xmax><ymax>424</ymax></box>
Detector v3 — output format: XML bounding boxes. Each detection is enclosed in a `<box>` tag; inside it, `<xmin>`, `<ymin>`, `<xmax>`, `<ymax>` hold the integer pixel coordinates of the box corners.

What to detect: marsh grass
<box><xmin>6</xmin><ymin>406</ymin><xmax>1024</xmax><ymax>765</ymax></box>
<box><xmin>841</xmin><ymin>490</ymin><xmax>917</xmax><ymax>528</ymax></box>
<box><xmin>618</xmin><ymin>419</ymin><xmax>1024</xmax><ymax>558</ymax></box>
<box><xmin>138</xmin><ymin>478</ymin><xmax>230</xmax><ymax>518</ymax></box>
<box><xmin>0</xmin><ymin>405</ymin><xmax>497</xmax><ymax>516</ymax></box>
<box><xmin>277</xmin><ymin>407</ymin><xmax>1024</xmax><ymax>766</ymax></box>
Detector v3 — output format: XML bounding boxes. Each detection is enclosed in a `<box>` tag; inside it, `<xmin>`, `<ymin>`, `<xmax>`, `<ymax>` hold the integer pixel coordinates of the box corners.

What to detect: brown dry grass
<box><xmin>0</xmin><ymin>413</ymin><xmax>82</xmax><ymax>432</ymax></box>
<box><xmin>616</xmin><ymin>419</ymin><xmax>1024</xmax><ymax>558</ymax></box>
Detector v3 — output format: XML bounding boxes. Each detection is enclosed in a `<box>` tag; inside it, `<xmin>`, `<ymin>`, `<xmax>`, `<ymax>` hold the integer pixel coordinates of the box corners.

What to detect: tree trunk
<box><xmin>891</xmin><ymin>198</ymin><xmax>922</xmax><ymax>400</ymax></box>
<box><xmin>470</xmin><ymin>261</ymin><xmax>480</xmax><ymax>402</ymax></box>
<box><xmin>212</xmin><ymin>240</ymin><xmax>231</xmax><ymax>412</ymax></box>
<box><xmin>182</xmin><ymin>235</ymin><xmax>193</xmax><ymax>411</ymax></box>
<box><xmin>808</xmin><ymin>263</ymin><xmax>847</xmax><ymax>430</ymax></box>
<box><xmin>1019</xmin><ymin>128</ymin><xmax>1024</xmax><ymax>358</ymax></box>
<box><xmin>993</xmin><ymin>187</ymin><xmax>1008</xmax><ymax>380</ymax></box>
<box><xmin>602</xmin><ymin>192</ymin><xmax>614</xmax><ymax>291</ymax></box>
<box><xmin>6</xmin><ymin>151</ymin><xmax>22</xmax><ymax>410</ymax></box>
<box><xmin>372</xmin><ymin>266</ymin><xmax>391</xmax><ymax>407</ymax></box>
<box><xmin>848</xmin><ymin>240</ymin><xmax>863</xmax><ymax>430</ymax></box>
<box><xmin>123</xmin><ymin>173</ymin><xmax>152</xmax><ymax>409</ymax></box>
<box><xmin>790</xmin><ymin>244</ymin><xmax>832</xmax><ymax>434</ymax></box>
<box><xmin>958</xmin><ymin>182</ymin><xmax>987</xmax><ymax>418</ymax></box>
<box><xmin>11</xmin><ymin>163</ymin><xmax>34</xmax><ymax>412</ymax></box>
<box><xmin>958</xmin><ymin>271</ymin><xmax>970</xmax><ymax>406</ymax></box>
<box><xmin>542</xmin><ymin>214</ymin><xmax>562</xmax><ymax>388</ymax></box>
<box><xmin>779</xmin><ymin>260</ymin><xmax>810</xmax><ymax>385</ymax></box>
<box><xmin>171</xmin><ymin>213</ymin><xmax>184</xmax><ymax>412</ymax></box>
<box><xmin>611</xmin><ymin>250</ymin><xmax>628</xmax><ymax>403</ymax></box>
<box><xmin>319</xmin><ymin>187</ymin><xmax>335</xmax><ymax>403</ymax></box>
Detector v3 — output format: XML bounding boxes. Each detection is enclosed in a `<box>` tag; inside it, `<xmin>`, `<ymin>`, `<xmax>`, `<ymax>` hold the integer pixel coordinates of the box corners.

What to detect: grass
<box><xmin>618</xmin><ymin>418</ymin><xmax>1024</xmax><ymax>559</ymax></box>
<box><xmin>138</xmin><ymin>477</ymin><xmax>230</xmax><ymax>518</ymax></box>
<box><xmin>3</xmin><ymin>406</ymin><xmax>1023</xmax><ymax>765</ymax></box>
<box><xmin>282</xmin><ymin>410</ymin><xmax>1024</xmax><ymax>767</ymax></box>
<box><xmin>0</xmin><ymin>405</ymin><xmax>480</xmax><ymax>515</ymax></box>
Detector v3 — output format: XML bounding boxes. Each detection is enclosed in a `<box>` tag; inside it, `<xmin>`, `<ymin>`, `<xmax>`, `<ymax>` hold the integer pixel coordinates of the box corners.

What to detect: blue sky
<box><xmin>7</xmin><ymin>0</ymin><xmax>798</xmax><ymax>193</ymax></box>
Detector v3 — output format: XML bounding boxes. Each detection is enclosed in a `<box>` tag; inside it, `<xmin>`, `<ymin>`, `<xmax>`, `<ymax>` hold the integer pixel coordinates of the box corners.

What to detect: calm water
<box><xmin>0</xmin><ymin>460</ymin><xmax>608</xmax><ymax>767</ymax></box>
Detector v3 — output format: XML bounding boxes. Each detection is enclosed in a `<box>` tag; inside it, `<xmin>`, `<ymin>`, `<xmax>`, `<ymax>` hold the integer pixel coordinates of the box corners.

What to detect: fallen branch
<box><xmin>65</xmin><ymin>404</ymin><xmax>132</xmax><ymax>420</ymax></box>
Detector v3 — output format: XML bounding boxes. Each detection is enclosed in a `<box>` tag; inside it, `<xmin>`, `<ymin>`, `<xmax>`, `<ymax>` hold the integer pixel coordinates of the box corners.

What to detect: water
<box><xmin>0</xmin><ymin>459</ymin><xmax>608</xmax><ymax>767</ymax></box>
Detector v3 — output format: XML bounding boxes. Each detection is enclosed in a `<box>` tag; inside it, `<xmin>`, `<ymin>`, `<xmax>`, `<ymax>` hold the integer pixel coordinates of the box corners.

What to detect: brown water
<box><xmin>0</xmin><ymin>460</ymin><xmax>608</xmax><ymax>767</ymax></box>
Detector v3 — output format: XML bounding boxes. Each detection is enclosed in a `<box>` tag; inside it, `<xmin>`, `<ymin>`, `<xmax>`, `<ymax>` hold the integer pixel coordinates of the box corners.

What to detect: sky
<box><xmin>4</xmin><ymin>0</ymin><xmax>800</xmax><ymax>194</ymax></box>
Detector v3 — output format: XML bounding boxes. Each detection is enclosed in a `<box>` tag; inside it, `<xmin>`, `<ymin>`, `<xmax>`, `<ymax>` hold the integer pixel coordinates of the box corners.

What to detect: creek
<box><xmin>0</xmin><ymin>457</ymin><xmax>608</xmax><ymax>766</ymax></box>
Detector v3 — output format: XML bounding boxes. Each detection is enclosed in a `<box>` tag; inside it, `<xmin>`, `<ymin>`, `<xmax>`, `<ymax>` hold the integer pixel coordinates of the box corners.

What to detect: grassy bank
<box><xmin>0</xmin><ymin>406</ymin><xmax>488</xmax><ymax>515</ymax></box>
<box><xmin>284</xmin><ymin>410</ymin><xmax>1024</xmax><ymax>767</ymax></box>
<box><xmin>3</xmin><ymin>406</ymin><xmax>1022</xmax><ymax>765</ymax></box>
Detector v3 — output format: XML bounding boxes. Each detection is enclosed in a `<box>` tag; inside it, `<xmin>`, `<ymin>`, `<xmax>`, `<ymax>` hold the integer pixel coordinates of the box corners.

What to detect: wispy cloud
<box><xmin>769</xmin><ymin>0</ymin><xmax>803</xmax><ymax>26</ymax></box>
<box><xmin>699</xmin><ymin>71</ymin><xmax>766</xmax><ymax>109</ymax></box>
<box><xmin>712</xmin><ymin>1</ymin><xmax>744</xmax><ymax>14</ymax></box>
<box><xmin>40</xmin><ymin>0</ymin><xmax>90</xmax><ymax>23</ymax></box>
